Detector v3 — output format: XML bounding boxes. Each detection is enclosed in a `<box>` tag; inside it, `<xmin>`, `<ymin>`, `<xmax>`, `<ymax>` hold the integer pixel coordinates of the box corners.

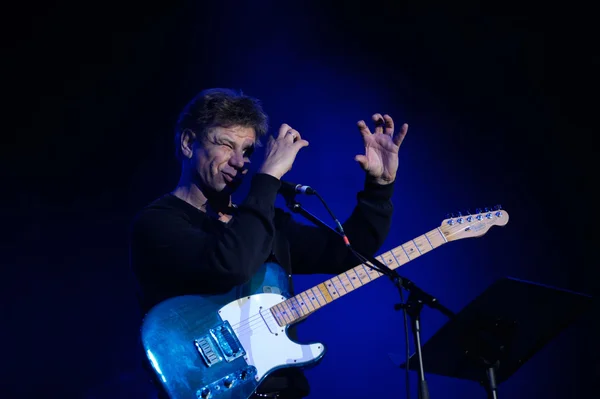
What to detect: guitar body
<box><xmin>141</xmin><ymin>263</ymin><xmax>326</xmax><ymax>399</ymax></box>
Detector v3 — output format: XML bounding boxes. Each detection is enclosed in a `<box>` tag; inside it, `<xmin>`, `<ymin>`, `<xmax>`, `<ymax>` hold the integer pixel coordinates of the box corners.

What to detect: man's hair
<box><xmin>174</xmin><ymin>88</ymin><xmax>269</xmax><ymax>160</ymax></box>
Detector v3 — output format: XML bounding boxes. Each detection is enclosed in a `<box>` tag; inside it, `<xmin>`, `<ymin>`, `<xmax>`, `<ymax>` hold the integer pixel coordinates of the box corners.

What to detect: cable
<box><xmin>314</xmin><ymin>192</ymin><xmax>350</xmax><ymax>246</ymax></box>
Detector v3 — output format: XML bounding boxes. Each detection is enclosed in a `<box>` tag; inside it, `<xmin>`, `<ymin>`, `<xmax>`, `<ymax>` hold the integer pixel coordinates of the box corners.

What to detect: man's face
<box><xmin>193</xmin><ymin>125</ymin><xmax>256</xmax><ymax>194</ymax></box>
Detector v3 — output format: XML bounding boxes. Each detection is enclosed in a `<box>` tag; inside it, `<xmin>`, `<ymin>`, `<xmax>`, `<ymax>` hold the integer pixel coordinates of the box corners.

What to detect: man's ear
<box><xmin>180</xmin><ymin>128</ymin><xmax>196</xmax><ymax>159</ymax></box>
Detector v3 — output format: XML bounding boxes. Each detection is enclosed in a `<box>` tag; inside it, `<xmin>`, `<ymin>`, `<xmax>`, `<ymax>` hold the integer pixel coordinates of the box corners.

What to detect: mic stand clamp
<box><xmin>284</xmin><ymin>194</ymin><xmax>455</xmax><ymax>399</ymax></box>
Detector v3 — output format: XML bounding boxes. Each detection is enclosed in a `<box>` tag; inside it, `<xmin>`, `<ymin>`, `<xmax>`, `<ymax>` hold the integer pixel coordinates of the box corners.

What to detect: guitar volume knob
<box><xmin>223</xmin><ymin>375</ymin><xmax>234</xmax><ymax>388</ymax></box>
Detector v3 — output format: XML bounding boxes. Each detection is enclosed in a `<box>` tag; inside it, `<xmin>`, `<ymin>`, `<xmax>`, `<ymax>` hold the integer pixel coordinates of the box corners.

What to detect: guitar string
<box><xmin>230</xmin><ymin>233</ymin><xmax>463</xmax><ymax>338</ymax></box>
<box><xmin>226</xmin><ymin>245</ymin><xmax>426</xmax><ymax>336</ymax></box>
<box><xmin>229</xmin><ymin>274</ymin><xmax>361</xmax><ymax>332</ymax></box>
<box><xmin>230</xmin><ymin>287</ymin><xmax>335</xmax><ymax>335</ymax></box>
<box><xmin>226</xmin><ymin>258</ymin><xmax>390</xmax><ymax>331</ymax></box>
<box><xmin>218</xmin><ymin>227</ymin><xmax>488</xmax><ymax>343</ymax></box>
<box><xmin>222</xmin><ymin>228</ymin><xmax>483</xmax><ymax>338</ymax></box>
<box><xmin>229</xmin><ymin>270</ymin><xmax>384</xmax><ymax>336</ymax></box>
<box><xmin>224</xmin><ymin>240</ymin><xmax>450</xmax><ymax>339</ymax></box>
<box><xmin>226</xmin><ymin>262</ymin><xmax>393</xmax><ymax>335</ymax></box>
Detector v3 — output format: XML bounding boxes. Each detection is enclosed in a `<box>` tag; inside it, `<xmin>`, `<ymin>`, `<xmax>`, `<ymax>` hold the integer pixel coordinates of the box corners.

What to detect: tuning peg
<box><xmin>446</xmin><ymin>212</ymin><xmax>456</xmax><ymax>219</ymax></box>
<box><xmin>475</xmin><ymin>208</ymin><xmax>482</xmax><ymax>214</ymax></box>
<box><xmin>484</xmin><ymin>207</ymin><xmax>491</xmax><ymax>212</ymax></box>
<box><xmin>494</xmin><ymin>204</ymin><xmax>502</xmax><ymax>210</ymax></box>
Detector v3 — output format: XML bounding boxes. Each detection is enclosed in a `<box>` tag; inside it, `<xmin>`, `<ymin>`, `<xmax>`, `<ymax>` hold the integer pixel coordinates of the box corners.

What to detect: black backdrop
<box><xmin>2</xmin><ymin>1</ymin><xmax>597</xmax><ymax>398</ymax></box>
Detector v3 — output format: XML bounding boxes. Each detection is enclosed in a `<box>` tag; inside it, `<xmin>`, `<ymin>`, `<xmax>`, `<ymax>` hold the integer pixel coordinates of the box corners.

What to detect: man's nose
<box><xmin>229</xmin><ymin>152</ymin><xmax>245</xmax><ymax>168</ymax></box>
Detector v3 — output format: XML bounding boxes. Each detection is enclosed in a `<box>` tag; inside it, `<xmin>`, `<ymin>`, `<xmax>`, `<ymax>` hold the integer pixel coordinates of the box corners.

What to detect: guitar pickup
<box><xmin>194</xmin><ymin>320</ymin><xmax>245</xmax><ymax>367</ymax></box>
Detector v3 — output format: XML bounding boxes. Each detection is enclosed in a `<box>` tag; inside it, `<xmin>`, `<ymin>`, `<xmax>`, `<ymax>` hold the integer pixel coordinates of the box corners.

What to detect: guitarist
<box><xmin>129</xmin><ymin>88</ymin><xmax>409</xmax><ymax>398</ymax></box>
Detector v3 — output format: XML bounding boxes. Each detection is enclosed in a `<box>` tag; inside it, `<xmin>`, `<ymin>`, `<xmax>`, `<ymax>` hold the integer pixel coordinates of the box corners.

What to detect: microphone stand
<box><xmin>284</xmin><ymin>193</ymin><xmax>455</xmax><ymax>399</ymax></box>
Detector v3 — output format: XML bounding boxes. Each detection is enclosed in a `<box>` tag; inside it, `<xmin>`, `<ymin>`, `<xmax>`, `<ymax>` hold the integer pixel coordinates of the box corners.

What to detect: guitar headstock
<box><xmin>439</xmin><ymin>205</ymin><xmax>509</xmax><ymax>241</ymax></box>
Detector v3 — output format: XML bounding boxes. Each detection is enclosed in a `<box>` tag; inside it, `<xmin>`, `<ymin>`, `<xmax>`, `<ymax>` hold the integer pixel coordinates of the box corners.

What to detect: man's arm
<box><xmin>130</xmin><ymin>173</ymin><xmax>280</xmax><ymax>288</ymax></box>
<box><xmin>286</xmin><ymin>177</ymin><xmax>394</xmax><ymax>275</ymax></box>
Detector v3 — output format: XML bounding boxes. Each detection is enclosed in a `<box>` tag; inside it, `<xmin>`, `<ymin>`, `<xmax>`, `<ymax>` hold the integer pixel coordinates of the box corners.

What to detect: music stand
<box><xmin>397</xmin><ymin>277</ymin><xmax>593</xmax><ymax>398</ymax></box>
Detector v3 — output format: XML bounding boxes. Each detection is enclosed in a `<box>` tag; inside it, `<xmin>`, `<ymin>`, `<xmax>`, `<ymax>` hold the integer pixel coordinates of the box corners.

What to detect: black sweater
<box><xmin>129</xmin><ymin>172</ymin><xmax>395</xmax><ymax>397</ymax></box>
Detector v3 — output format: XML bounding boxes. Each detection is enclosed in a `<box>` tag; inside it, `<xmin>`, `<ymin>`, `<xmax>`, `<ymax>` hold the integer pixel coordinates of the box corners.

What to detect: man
<box><xmin>129</xmin><ymin>88</ymin><xmax>408</xmax><ymax>398</ymax></box>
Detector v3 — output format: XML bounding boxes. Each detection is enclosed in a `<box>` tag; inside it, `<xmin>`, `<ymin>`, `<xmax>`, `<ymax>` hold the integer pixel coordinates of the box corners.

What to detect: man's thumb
<box><xmin>354</xmin><ymin>154</ymin><xmax>368</xmax><ymax>170</ymax></box>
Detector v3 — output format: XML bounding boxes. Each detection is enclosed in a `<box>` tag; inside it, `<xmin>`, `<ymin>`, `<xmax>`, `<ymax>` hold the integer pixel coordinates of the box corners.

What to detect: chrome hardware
<box><xmin>194</xmin><ymin>336</ymin><xmax>222</xmax><ymax>367</ymax></box>
<box><xmin>194</xmin><ymin>320</ymin><xmax>245</xmax><ymax>367</ymax></box>
<box><xmin>254</xmin><ymin>393</ymin><xmax>281</xmax><ymax>398</ymax></box>
<box><xmin>196</xmin><ymin>366</ymin><xmax>257</xmax><ymax>398</ymax></box>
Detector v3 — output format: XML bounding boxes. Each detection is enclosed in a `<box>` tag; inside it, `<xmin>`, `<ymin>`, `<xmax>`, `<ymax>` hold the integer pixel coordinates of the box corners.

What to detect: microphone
<box><xmin>279</xmin><ymin>180</ymin><xmax>316</xmax><ymax>196</ymax></box>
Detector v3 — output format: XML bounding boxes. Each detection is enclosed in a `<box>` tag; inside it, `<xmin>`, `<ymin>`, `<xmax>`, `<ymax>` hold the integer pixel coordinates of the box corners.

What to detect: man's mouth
<box><xmin>223</xmin><ymin>172</ymin><xmax>235</xmax><ymax>183</ymax></box>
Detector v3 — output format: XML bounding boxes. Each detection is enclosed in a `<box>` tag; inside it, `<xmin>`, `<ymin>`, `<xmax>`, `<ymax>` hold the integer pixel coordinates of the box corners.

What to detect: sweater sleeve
<box><xmin>130</xmin><ymin>173</ymin><xmax>282</xmax><ymax>290</ymax></box>
<box><xmin>286</xmin><ymin>177</ymin><xmax>394</xmax><ymax>275</ymax></box>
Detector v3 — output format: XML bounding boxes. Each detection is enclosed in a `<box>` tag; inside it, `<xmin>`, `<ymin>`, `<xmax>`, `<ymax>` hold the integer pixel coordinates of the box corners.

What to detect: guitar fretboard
<box><xmin>269</xmin><ymin>227</ymin><xmax>449</xmax><ymax>326</ymax></box>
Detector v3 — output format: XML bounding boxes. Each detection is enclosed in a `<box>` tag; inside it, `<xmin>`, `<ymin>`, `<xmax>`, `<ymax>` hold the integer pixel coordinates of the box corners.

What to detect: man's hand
<box><xmin>355</xmin><ymin>114</ymin><xmax>408</xmax><ymax>185</ymax></box>
<box><xmin>259</xmin><ymin>123</ymin><xmax>309</xmax><ymax>180</ymax></box>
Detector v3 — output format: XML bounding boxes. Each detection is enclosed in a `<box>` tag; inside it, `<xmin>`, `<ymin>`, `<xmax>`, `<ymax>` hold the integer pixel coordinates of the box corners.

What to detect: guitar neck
<box><xmin>269</xmin><ymin>226</ymin><xmax>449</xmax><ymax>327</ymax></box>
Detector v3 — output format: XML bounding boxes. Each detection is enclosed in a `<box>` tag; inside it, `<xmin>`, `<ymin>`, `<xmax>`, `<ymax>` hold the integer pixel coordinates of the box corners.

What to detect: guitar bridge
<box><xmin>194</xmin><ymin>320</ymin><xmax>246</xmax><ymax>367</ymax></box>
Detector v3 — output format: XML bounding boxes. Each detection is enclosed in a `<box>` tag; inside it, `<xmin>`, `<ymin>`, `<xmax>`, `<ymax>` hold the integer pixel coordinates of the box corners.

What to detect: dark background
<box><xmin>2</xmin><ymin>1</ymin><xmax>597</xmax><ymax>398</ymax></box>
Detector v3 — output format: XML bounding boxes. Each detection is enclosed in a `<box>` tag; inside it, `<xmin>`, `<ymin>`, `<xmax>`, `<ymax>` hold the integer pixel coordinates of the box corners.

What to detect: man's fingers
<box><xmin>357</xmin><ymin>120</ymin><xmax>371</xmax><ymax>139</ymax></box>
<box><xmin>372</xmin><ymin>113</ymin><xmax>384</xmax><ymax>134</ymax></box>
<box><xmin>285</xmin><ymin>128</ymin><xmax>301</xmax><ymax>142</ymax></box>
<box><xmin>278</xmin><ymin>123</ymin><xmax>291</xmax><ymax>138</ymax></box>
<box><xmin>354</xmin><ymin>154</ymin><xmax>368</xmax><ymax>170</ymax></box>
<box><xmin>294</xmin><ymin>138</ymin><xmax>309</xmax><ymax>149</ymax></box>
<box><xmin>393</xmin><ymin>123</ymin><xmax>409</xmax><ymax>146</ymax></box>
<box><xmin>383</xmin><ymin>114</ymin><xmax>394</xmax><ymax>136</ymax></box>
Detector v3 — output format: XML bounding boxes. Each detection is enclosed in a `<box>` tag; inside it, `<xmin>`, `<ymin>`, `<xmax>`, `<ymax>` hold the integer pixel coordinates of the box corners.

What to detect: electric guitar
<box><xmin>140</xmin><ymin>207</ymin><xmax>509</xmax><ymax>399</ymax></box>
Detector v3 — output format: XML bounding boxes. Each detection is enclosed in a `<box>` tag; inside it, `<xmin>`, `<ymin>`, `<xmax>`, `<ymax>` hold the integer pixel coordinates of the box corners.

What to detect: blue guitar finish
<box><xmin>140</xmin><ymin>262</ymin><xmax>324</xmax><ymax>399</ymax></box>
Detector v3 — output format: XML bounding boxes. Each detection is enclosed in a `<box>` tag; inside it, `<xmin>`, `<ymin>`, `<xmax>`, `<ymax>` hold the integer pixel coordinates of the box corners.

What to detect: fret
<box><xmin>275</xmin><ymin>303</ymin><xmax>293</xmax><ymax>324</ymax></box>
<box><xmin>389</xmin><ymin>249</ymin><xmax>401</xmax><ymax>268</ymax></box>
<box><xmin>413</xmin><ymin>236</ymin><xmax>432</xmax><ymax>255</ymax></box>
<box><xmin>310</xmin><ymin>287</ymin><xmax>325</xmax><ymax>306</ymax></box>
<box><xmin>317</xmin><ymin>283</ymin><xmax>333</xmax><ymax>303</ymax></box>
<box><xmin>337</xmin><ymin>275</ymin><xmax>355</xmax><ymax>293</ymax></box>
<box><xmin>345</xmin><ymin>270</ymin><xmax>363</xmax><ymax>288</ymax></box>
<box><xmin>393</xmin><ymin>247</ymin><xmax>409</xmax><ymax>264</ymax></box>
<box><xmin>411</xmin><ymin>239</ymin><xmax>423</xmax><ymax>254</ymax></box>
<box><xmin>355</xmin><ymin>265</ymin><xmax>372</xmax><ymax>283</ymax></box>
<box><xmin>324</xmin><ymin>280</ymin><xmax>340</xmax><ymax>298</ymax></box>
<box><xmin>331</xmin><ymin>277</ymin><xmax>348</xmax><ymax>296</ymax></box>
<box><xmin>379</xmin><ymin>253</ymin><xmax>397</xmax><ymax>269</ymax></box>
<box><xmin>427</xmin><ymin>229</ymin><xmax>445</xmax><ymax>247</ymax></box>
<box><xmin>280</xmin><ymin>299</ymin><xmax>301</xmax><ymax>321</ymax></box>
<box><xmin>364</xmin><ymin>264</ymin><xmax>382</xmax><ymax>279</ymax></box>
<box><xmin>289</xmin><ymin>295</ymin><xmax>309</xmax><ymax>317</ymax></box>
<box><xmin>270</xmin><ymin>226</ymin><xmax>457</xmax><ymax>326</ymax></box>
<box><xmin>270</xmin><ymin>307</ymin><xmax>286</xmax><ymax>326</ymax></box>
<box><xmin>436</xmin><ymin>227</ymin><xmax>448</xmax><ymax>243</ymax></box>
<box><xmin>300</xmin><ymin>291</ymin><xmax>316</xmax><ymax>312</ymax></box>
<box><xmin>423</xmin><ymin>232</ymin><xmax>435</xmax><ymax>250</ymax></box>
<box><xmin>400</xmin><ymin>244</ymin><xmax>414</xmax><ymax>260</ymax></box>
